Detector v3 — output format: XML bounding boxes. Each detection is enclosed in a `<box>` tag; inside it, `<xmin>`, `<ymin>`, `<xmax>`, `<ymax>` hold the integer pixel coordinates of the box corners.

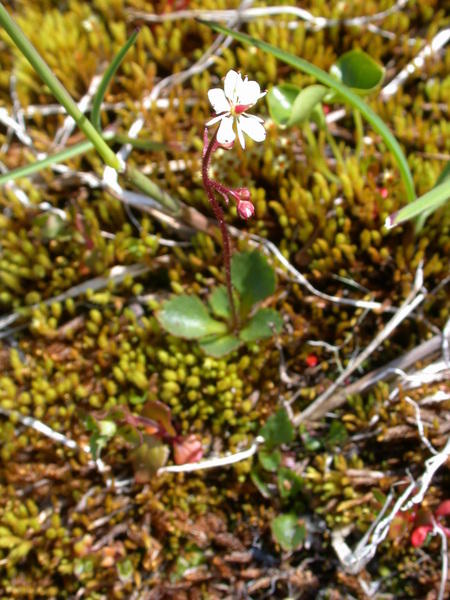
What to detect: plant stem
<box><xmin>0</xmin><ymin>136</ymin><xmax>110</xmax><ymax>186</ymax></box>
<box><xmin>325</xmin><ymin>126</ymin><xmax>344</xmax><ymax>165</ymax></box>
<box><xmin>303</xmin><ymin>123</ymin><xmax>340</xmax><ymax>185</ymax></box>
<box><xmin>126</xmin><ymin>165</ymin><xmax>180</xmax><ymax>213</ymax></box>
<box><xmin>353</xmin><ymin>109</ymin><xmax>364</xmax><ymax>157</ymax></box>
<box><xmin>0</xmin><ymin>3</ymin><xmax>121</xmax><ymax>171</ymax></box>
<box><xmin>202</xmin><ymin>129</ymin><xmax>238</xmax><ymax>330</ymax></box>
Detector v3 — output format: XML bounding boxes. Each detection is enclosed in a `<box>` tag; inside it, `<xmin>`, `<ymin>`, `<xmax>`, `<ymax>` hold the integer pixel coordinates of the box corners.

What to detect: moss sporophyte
<box><xmin>202</xmin><ymin>70</ymin><xmax>267</xmax><ymax>328</ymax></box>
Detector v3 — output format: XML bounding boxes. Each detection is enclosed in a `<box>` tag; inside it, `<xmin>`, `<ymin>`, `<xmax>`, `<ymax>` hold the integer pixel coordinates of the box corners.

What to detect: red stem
<box><xmin>202</xmin><ymin>128</ymin><xmax>238</xmax><ymax>330</ymax></box>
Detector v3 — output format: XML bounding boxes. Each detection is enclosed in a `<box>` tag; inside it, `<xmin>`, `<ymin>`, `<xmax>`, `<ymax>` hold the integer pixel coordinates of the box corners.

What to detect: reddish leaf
<box><xmin>173</xmin><ymin>434</ymin><xmax>203</xmax><ymax>465</ymax></box>
<box><xmin>142</xmin><ymin>400</ymin><xmax>176</xmax><ymax>437</ymax></box>
<box><xmin>435</xmin><ymin>500</ymin><xmax>450</xmax><ymax>518</ymax></box>
<box><xmin>411</xmin><ymin>525</ymin><xmax>432</xmax><ymax>548</ymax></box>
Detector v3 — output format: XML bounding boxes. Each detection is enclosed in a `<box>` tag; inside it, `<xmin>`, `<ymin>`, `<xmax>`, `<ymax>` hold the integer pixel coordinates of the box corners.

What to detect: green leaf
<box><xmin>326</xmin><ymin>420</ymin><xmax>348</xmax><ymax>447</ymax></box>
<box><xmin>33</xmin><ymin>213</ymin><xmax>68</xmax><ymax>241</ymax></box>
<box><xmin>92</xmin><ymin>29</ymin><xmax>139</xmax><ymax>131</ymax></box>
<box><xmin>258</xmin><ymin>448</ymin><xmax>282</xmax><ymax>472</ymax></box>
<box><xmin>386</xmin><ymin>178</ymin><xmax>450</xmax><ymax>229</ymax></box>
<box><xmin>240</xmin><ymin>308</ymin><xmax>283</xmax><ymax>342</ymax></box>
<box><xmin>267</xmin><ymin>84</ymin><xmax>327</xmax><ymax>127</ymax></box>
<box><xmin>208</xmin><ymin>286</ymin><xmax>232</xmax><ymax>319</ymax></box>
<box><xmin>289</xmin><ymin>85</ymin><xmax>328</xmax><ymax>125</ymax></box>
<box><xmin>157</xmin><ymin>295</ymin><xmax>227</xmax><ymax>339</ymax></box>
<box><xmin>0</xmin><ymin>5</ymin><xmax>120</xmax><ymax>170</ymax></box>
<box><xmin>259</xmin><ymin>409</ymin><xmax>294</xmax><ymax>447</ymax></box>
<box><xmin>271</xmin><ymin>514</ymin><xmax>306</xmax><ymax>551</ymax></box>
<box><xmin>267</xmin><ymin>84</ymin><xmax>301</xmax><ymax>126</ymax></box>
<box><xmin>98</xmin><ymin>419</ymin><xmax>117</xmax><ymax>438</ymax></box>
<box><xmin>231</xmin><ymin>251</ymin><xmax>276</xmax><ymax>315</ymax></box>
<box><xmin>112</xmin><ymin>134</ymin><xmax>166</xmax><ymax>151</ymax></box>
<box><xmin>89</xmin><ymin>431</ymin><xmax>108</xmax><ymax>460</ymax></box>
<box><xmin>199</xmin><ymin>334</ymin><xmax>241</xmax><ymax>357</ymax></box>
<box><xmin>172</xmin><ymin>547</ymin><xmax>205</xmax><ymax>582</ymax></box>
<box><xmin>250</xmin><ymin>468</ymin><xmax>272</xmax><ymax>498</ymax></box>
<box><xmin>201</xmin><ymin>21</ymin><xmax>415</xmax><ymax>205</ymax></box>
<box><xmin>435</xmin><ymin>161</ymin><xmax>450</xmax><ymax>187</ymax></box>
<box><xmin>311</xmin><ymin>102</ymin><xmax>327</xmax><ymax>130</ymax></box>
<box><xmin>277</xmin><ymin>467</ymin><xmax>304</xmax><ymax>499</ymax></box>
<box><xmin>330</xmin><ymin>50</ymin><xmax>385</xmax><ymax>95</ymax></box>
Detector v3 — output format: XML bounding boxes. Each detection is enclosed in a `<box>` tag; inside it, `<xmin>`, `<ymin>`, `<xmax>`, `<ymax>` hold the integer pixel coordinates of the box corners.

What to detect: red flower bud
<box><xmin>235</xmin><ymin>187</ymin><xmax>251</xmax><ymax>200</ymax></box>
<box><xmin>237</xmin><ymin>199</ymin><xmax>255</xmax><ymax>220</ymax></box>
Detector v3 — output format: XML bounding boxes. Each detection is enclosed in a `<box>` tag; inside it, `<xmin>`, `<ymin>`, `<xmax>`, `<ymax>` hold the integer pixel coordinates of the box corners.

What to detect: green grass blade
<box><xmin>386</xmin><ymin>179</ymin><xmax>450</xmax><ymax>229</ymax></box>
<box><xmin>0</xmin><ymin>3</ymin><xmax>121</xmax><ymax>170</ymax></box>
<box><xmin>113</xmin><ymin>134</ymin><xmax>166</xmax><ymax>151</ymax></box>
<box><xmin>202</xmin><ymin>21</ymin><xmax>416</xmax><ymax>203</ymax></box>
<box><xmin>92</xmin><ymin>29</ymin><xmax>139</xmax><ymax>132</ymax></box>
<box><xmin>0</xmin><ymin>132</ymin><xmax>115</xmax><ymax>187</ymax></box>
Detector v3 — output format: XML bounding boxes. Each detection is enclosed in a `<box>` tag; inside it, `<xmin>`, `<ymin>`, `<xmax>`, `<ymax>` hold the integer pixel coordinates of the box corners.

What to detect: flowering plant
<box><xmin>202</xmin><ymin>70</ymin><xmax>267</xmax><ymax>328</ymax></box>
<box><xmin>157</xmin><ymin>71</ymin><xmax>282</xmax><ymax>356</ymax></box>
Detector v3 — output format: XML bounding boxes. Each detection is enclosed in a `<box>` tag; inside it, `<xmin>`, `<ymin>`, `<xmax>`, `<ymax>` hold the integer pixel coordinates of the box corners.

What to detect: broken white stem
<box><xmin>405</xmin><ymin>396</ymin><xmax>438</xmax><ymax>455</ymax></box>
<box><xmin>382</xmin><ymin>29</ymin><xmax>450</xmax><ymax>99</ymax></box>
<box><xmin>158</xmin><ymin>436</ymin><xmax>265</xmax><ymax>474</ymax></box>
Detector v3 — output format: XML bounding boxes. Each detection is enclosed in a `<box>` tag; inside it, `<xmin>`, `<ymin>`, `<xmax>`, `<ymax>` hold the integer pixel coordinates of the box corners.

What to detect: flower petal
<box><xmin>236</xmin><ymin>78</ymin><xmax>264</xmax><ymax>106</ymax></box>
<box><xmin>208</xmin><ymin>88</ymin><xmax>229</xmax><ymax>114</ymax></box>
<box><xmin>238</xmin><ymin>114</ymin><xmax>266</xmax><ymax>143</ymax></box>
<box><xmin>216</xmin><ymin>115</ymin><xmax>236</xmax><ymax>146</ymax></box>
<box><xmin>224</xmin><ymin>70</ymin><xmax>241</xmax><ymax>103</ymax></box>
<box><xmin>236</xmin><ymin>120</ymin><xmax>246</xmax><ymax>149</ymax></box>
<box><xmin>206</xmin><ymin>114</ymin><xmax>225</xmax><ymax>127</ymax></box>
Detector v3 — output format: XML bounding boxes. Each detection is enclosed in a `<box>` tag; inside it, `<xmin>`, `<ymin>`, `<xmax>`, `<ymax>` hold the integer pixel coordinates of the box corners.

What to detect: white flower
<box><xmin>207</xmin><ymin>70</ymin><xmax>266</xmax><ymax>149</ymax></box>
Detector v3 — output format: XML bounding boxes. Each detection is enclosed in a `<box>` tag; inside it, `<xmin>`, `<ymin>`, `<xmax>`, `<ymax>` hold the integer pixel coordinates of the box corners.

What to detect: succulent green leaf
<box><xmin>240</xmin><ymin>308</ymin><xmax>283</xmax><ymax>342</ymax></box>
<box><xmin>258</xmin><ymin>448</ymin><xmax>282</xmax><ymax>472</ymax></box>
<box><xmin>199</xmin><ymin>334</ymin><xmax>241</xmax><ymax>357</ymax></box>
<box><xmin>231</xmin><ymin>251</ymin><xmax>276</xmax><ymax>315</ymax></box>
<box><xmin>208</xmin><ymin>286</ymin><xmax>232</xmax><ymax>320</ymax></box>
<box><xmin>267</xmin><ymin>84</ymin><xmax>301</xmax><ymax>126</ymax></box>
<box><xmin>330</xmin><ymin>50</ymin><xmax>385</xmax><ymax>95</ymax></box>
<box><xmin>271</xmin><ymin>513</ymin><xmax>306</xmax><ymax>551</ymax></box>
<box><xmin>259</xmin><ymin>409</ymin><xmax>294</xmax><ymax>447</ymax></box>
<box><xmin>157</xmin><ymin>295</ymin><xmax>227</xmax><ymax>339</ymax></box>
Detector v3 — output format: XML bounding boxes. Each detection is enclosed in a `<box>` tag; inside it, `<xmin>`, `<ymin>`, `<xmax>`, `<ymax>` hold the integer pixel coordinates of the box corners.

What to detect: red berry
<box><xmin>306</xmin><ymin>354</ymin><xmax>319</xmax><ymax>368</ymax></box>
